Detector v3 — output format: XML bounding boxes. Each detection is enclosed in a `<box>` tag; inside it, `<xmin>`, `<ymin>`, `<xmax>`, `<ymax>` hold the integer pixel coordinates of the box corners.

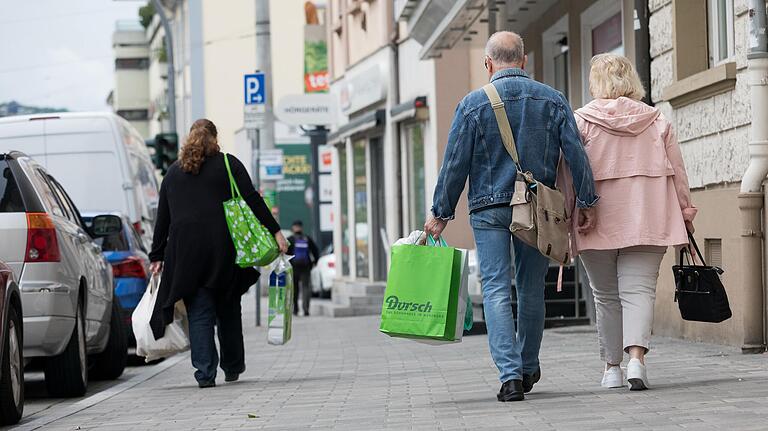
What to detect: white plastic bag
<box><xmin>132</xmin><ymin>274</ymin><xmax>190</xmax><ymax>362</ymax></box>
<box><xmin>268</xmin><ymin>255</ymin><xmax>294</xmax><ymax>345</ymax></box>
<box><xmin>394</xmin><ymin>230</ymin><xmax>427</xmax><ymax>246</ymax></box>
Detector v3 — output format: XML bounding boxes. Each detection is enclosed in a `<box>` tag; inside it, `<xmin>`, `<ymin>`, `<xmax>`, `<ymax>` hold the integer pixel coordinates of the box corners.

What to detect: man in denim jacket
<box><xmin>424</xmin><ymin>32</ymin><xmax>599</xmax><ymax>402</ymax></box>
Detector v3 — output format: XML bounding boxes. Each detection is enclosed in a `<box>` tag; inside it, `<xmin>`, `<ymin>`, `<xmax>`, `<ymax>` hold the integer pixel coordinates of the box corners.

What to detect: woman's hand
<box><xmin>685</xmin><ymin>220</ymin><xmax>695</xmax><ymax>234</ymax></box>
<box><xmin>577</xmin><ymin>208</ymin><xmax>597</xmax><ymax>234</ymax></box>
<box><xmin>149</xmin><ymin>261</ymin><xmax>163</xmax><ymax>275</ymax></box>
<box><xmin>275</xmin><ymin>231</ymin><xmax>289</xmax><ymax>254</ymax></box>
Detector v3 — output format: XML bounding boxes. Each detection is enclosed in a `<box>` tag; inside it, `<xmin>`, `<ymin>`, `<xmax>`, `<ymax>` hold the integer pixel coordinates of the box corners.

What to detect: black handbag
<box><xmin>672</xmin><ymin>232</ymin><xmax>732</xmax><ymax>323</ymax></box>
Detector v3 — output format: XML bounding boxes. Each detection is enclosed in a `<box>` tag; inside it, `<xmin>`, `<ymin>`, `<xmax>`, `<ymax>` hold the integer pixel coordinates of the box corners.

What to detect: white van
<box><xmin>0</xmin><ymin>112</ymin><xmax>159</xmax><ymax>248</ymax></box>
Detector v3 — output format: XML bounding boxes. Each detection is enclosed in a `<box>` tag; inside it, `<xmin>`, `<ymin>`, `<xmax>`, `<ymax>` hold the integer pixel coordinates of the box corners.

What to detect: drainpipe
<box><xmin>739</xmin><ymin>0</ymin><xmax>768</xmax><ymax>353</ymax></box>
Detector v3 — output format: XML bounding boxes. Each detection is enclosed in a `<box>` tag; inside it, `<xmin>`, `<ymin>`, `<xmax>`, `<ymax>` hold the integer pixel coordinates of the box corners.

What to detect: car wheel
<box><xmin>89</xmin><ymin>301</ymin><xmax>127</xmax><ymax>381</ymax></box>
<box><xmin>0</xmin><ymin>306</ymin><xmax>23</xmax><ymax>425</ymax></box>
<box><xmin>44</xmin><ymin>301</ymin><xmax>88</xmax><ymax>397</ymax></box>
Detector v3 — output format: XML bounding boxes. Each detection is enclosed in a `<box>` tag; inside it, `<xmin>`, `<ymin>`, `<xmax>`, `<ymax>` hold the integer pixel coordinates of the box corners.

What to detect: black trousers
<box><xmin>184</xmin><ymin>288</ymin><xmax>245</xmax><ymax>384</ymax></box>
<box><xmin>293</xmin><ymin>266</ymin><xmax>312</xmax><ymax>315</ymax></box>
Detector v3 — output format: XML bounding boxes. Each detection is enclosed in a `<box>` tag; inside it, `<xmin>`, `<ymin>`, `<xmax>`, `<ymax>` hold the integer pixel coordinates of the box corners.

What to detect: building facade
<box><xmin>111</xmin><ymin>21</ymin><xmax>151</xmax><ymax>137</ymax></box>
<box><xmin>326</xmin><ymin>0</ymin><xmax>768</xmax><ymax>349</ymax></box>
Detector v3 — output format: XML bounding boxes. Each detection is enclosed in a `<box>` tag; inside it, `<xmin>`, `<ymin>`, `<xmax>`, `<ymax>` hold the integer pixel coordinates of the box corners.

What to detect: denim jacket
<box><xmin>431</xmin><ymin>68</ymin><xmax>599</xmax><ymax>220</ymax></box>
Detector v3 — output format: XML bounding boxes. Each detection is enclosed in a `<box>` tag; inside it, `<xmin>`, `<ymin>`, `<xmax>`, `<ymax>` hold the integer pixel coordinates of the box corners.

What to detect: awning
<box><xmin>327</xmin><ymin>109</ymin><xmax>385</xmax><ymax>146</ymax></box>
<box><xmin>390</xmin><ymin>96</ymin><xmax>428</xmax><ymax>123</ymax></box>
<box><xmin>417</xmin><ymin>0</ymin><xmax>486</xmax><ymax>60</ymax></box>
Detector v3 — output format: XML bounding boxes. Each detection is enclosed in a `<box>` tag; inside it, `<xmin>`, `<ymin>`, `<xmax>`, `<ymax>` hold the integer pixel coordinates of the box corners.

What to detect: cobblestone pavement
<box><xmin>13</xmin><ymin>294</ymin><xmax>768</xmax><ymax>431</ymax></box>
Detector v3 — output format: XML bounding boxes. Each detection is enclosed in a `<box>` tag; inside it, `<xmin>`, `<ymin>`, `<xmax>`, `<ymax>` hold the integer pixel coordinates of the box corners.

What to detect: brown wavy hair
<box><xmin>179</xmin><ymin>119</ymin><xmax>220</xmax><ymax>174</ymax></box>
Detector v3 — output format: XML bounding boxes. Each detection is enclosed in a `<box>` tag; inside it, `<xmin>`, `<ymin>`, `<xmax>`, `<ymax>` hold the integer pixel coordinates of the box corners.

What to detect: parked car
<box><xmin>311</xmin><ymin>244</ymin><xmax>334</xmax><ymax>298</ymax></box>
<box><xmin>0</xmin><ymin>112</ymin><xmax>160</xmax><ymax>249</ymax></box>
<box><xmin>0</xmin><ymin>260</ymin><xmax>23</xmax><ymax>425</ymax></box>
<box><xmin>0</xmin><ymin>152</ymin><xmax>127</xmax><ymax>398</ymax></box>
<box><xmin>82</xmin><ymin>212</ymin><xmax>149</xmax><ymax>343</ymax></box>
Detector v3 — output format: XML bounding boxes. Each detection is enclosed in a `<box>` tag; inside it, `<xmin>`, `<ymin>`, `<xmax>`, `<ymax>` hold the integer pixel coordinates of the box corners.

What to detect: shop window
<box><xmin>339</xmin><ymin>145</ymin><xmax>350</xmax><ymax>276</ymax></box>
<box><xmin>353</xmin><ymin>139</ymin><xmax>369</xmax><ymax>278</ymax></box>
<box><xmin>591</xmin><ymin>12</ymin><xmax>622</xmax><ymax>55</ymax></box>
<box><xmin>708</xmin><ymin>0</ymin><xmax>735</xmax><ymax>66</ymax></box>
<box><xmin>405</xmin><ymin>123</ymin><xmax>426</xmax><ymax>231</ymax></box>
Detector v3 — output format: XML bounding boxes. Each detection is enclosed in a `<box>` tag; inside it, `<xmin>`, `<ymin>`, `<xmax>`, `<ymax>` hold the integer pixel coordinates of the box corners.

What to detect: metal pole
<box><xmin>255</xmin><ymin>0</ymin><xmax>275</xmax><ymax>152</ymax></box>
<box><xmin>254</xmin><ymin>130</ymin><xmax>262</xmax><ymax>327</ymax></box>
<box><xmin>310</xmin><ymin>127</ymin><xmax>327</xmax><ymax>246</ymax></box>
<box><xmin>152</xmin><ymin>0</ymin><xmax>177</xmax><ymax>133</ymax></box>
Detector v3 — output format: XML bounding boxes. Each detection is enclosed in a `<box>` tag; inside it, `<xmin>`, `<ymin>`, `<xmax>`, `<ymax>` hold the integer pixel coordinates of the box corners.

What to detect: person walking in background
<box><xmin>571</xmin><ymin>54</ymin><xmax>696</xmax><ymax>391</ymax></box>
<box><xmin>149</xmin><ymin>119</ymin><xmax>288</xmax><ymax>388</ymax></box>
<box><xmin>424</xmin><ymin>31</ymin><xmax>599</xmax><ymax>402</ymax></box>
<box><xmin>287</xmin><ymin>220</ymin><xmax>319</xmax><ymax>316</ymax></box>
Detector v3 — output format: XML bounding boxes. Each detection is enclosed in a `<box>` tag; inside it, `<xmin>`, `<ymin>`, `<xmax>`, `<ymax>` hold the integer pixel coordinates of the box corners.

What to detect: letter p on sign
<box><xmin>244</xmin><ymin>73</ymin><xmax>266</xmax><ymax>105</ymax></box>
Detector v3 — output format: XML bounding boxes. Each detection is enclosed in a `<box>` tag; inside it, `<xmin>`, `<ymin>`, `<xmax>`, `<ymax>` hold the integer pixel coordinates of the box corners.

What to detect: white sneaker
<box><xmin>626</xmin><ymin>358</ymin><xmax>649</xmax><ymax>390</ymax></box>
<box><xmin>601</xmin><ymin>366</ymin><xmax>624</xmax><ymax>388</ymax></box>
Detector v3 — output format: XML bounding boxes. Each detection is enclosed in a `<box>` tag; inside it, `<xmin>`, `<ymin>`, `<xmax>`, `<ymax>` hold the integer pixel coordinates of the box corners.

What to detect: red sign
<box><xmin>305</xmin><ymin>71</ymin><xmax>330</xmax><ymax>93</ymax></box>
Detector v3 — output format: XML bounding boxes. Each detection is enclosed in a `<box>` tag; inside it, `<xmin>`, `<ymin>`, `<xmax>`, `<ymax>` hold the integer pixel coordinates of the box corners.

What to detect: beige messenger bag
<box><xmin>482</xmin><ymin>83</ymin><xmax>571</xmax><ymax>265</ymax></box>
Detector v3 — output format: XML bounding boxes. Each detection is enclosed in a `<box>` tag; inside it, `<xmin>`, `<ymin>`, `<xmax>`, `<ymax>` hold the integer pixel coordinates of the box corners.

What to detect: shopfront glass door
<box><xmin>405</xmin><ymin>123</ymin><xmax>426</xmax><ymax>232</ymax></box>
<box><xmin>370</xmin><ymin>137</ymin><xmax>387</xmax><ymax>281</ymax></box>
<box><xmin>353</xmin><ymin>139</ymin><xmax>369</xmax><ymax>279</ymax></box>
<box><xmin>339</xmin><ymin>145</ymin><xmax>350</xmax><ymax>276</ymax></box>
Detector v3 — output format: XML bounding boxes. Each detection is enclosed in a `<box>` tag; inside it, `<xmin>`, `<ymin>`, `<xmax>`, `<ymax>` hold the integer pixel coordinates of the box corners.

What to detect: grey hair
<box><xmin>485</xmin><ymin>31</ymin><xmax>525</xmax><ymax>66</ymax></box>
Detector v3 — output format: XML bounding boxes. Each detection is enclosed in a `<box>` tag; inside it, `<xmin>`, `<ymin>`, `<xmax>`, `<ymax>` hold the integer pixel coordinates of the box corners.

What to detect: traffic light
<box><xmin>146</xmin><ymin>132</ymin><xmax>178</xmax><ymax>174</ymax></box>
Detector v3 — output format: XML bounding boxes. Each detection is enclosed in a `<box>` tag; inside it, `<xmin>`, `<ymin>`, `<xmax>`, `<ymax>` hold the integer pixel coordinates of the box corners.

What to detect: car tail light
<box><xmin>327</xmin><ymin>261</ymin><xmax>335</xmax><ymax>268</ymax></box>
<box><xmin>25</xmin><ymin>213</ymin><xmax>61</xmax><ymax>262</ymax></box>
<box><xmin>112</xmin><ymin>256</ymin><xmax>147</xmax><ymax>279</ymax></box>
<box><xmin>133</xmin><ymin>221</ymin><xmax>144</xmax><ymax>235</ymax></box>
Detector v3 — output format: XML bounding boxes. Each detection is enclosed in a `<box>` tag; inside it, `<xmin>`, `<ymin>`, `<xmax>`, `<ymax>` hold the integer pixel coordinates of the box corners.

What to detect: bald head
<box><xmin>485</xmin><ymin>31</ymin><xmax>525</xmax><ymax>67</ymax></box>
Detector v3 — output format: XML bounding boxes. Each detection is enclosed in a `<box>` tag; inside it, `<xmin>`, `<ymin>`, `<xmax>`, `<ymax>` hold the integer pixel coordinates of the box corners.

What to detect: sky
<box><xmin>0</xmin><ymin>0</ymin><xmax>146</xmax><ymax>112</ymax></box>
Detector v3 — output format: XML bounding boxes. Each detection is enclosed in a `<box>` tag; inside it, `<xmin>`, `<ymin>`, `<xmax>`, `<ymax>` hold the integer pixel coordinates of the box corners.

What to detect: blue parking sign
<box><xmin>244</xmin><ymin>73</ymin><xmax>265</xmax><ymax>105</ymax></box>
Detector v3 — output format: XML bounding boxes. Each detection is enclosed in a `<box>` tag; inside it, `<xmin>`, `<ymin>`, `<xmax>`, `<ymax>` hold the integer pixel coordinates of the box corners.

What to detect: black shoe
<box><xmin>198</xmin><ymin>380</ymin><xmax>216</xmax><ymax>388</ymax></box>
<box><xmin>497</xmin><ymin>379</ymin><xmax>524</xmax><ymax>402</ymax></box>
<box><xmin>522</xmin><ymin>367</ymin><xmax>541</xmax><ymax>393</ymax></box>
<box><xmin>224</xmin><ymin>372</ymin><xmax>240</xmax><ymax>382</ymax></box>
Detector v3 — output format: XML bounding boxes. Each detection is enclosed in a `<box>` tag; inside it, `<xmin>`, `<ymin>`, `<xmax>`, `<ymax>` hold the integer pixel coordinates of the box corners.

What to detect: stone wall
<box><xmin>649</xmin><ymin>0</ymin><xmax>751</xmax><ymax>188</ymax></box>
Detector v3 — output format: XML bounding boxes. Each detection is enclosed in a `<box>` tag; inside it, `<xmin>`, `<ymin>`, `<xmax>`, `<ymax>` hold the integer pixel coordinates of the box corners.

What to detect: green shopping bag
<box><xmin>379</xmin><ymin>237</ymin><xmax>463</xmax><ymax>341</ymax></box>
<box><xmin>223</xmin><ymin>154</ymin><xmax>279</xmax><ymax>268</ymax></box>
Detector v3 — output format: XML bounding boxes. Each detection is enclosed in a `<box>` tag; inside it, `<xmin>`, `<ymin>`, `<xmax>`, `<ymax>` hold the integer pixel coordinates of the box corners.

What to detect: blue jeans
<box><xmin>471</xmin><ymin>206</ymin><xmax>550</xmax><ymax>383</ymax></box>
<box><xmin>184</xmin><ymin>288</ymin><xmax>246</xmax><ymax>384</ymax></box>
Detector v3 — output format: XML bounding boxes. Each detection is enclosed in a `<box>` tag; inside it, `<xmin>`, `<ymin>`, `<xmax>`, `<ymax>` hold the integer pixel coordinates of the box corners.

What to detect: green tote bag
<box><xmin>223</xmin><ymin>154</ymin><xmax>279</xmax><ymax>268</ymax></box>
<box><xmin>379</xmin><ymin>237</ymin><xmax>463</xmax><ymax>341</ymax></box>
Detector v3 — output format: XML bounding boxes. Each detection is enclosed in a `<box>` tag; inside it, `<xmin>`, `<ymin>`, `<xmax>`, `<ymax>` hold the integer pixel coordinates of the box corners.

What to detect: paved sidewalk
<box><xmin>26</xmin><ymin>297</ymin><xmax>768</xmax><ymax>431</ymax></box>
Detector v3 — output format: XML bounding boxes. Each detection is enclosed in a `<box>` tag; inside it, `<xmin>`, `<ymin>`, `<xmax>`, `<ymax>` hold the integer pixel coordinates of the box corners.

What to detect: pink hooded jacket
<box><xmin>564</xmin><ymin>97</ymin><xmax>696</xmax><ymax>253</ymax></box>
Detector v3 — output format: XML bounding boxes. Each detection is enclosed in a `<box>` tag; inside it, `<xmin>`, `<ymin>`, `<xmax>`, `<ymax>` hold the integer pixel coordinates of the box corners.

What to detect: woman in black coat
<box><xmin>148</xmin><ymin>119</ymin><xmax>288</xmax><ymax>388</ymax></box>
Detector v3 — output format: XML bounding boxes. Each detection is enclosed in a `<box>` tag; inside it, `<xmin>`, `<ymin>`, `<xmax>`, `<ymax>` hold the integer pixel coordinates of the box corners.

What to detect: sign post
<box><xmin>244</xmin><ymin>72</ymin><xmax>267</xmax><ymax>327</ymax></box>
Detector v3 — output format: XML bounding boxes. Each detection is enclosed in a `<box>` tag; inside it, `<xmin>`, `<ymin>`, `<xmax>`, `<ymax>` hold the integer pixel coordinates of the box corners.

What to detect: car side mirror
<box><xmin>90</xmin><ymin>215</ymin><xmax>122</xmax><ymax>237</ymax></box>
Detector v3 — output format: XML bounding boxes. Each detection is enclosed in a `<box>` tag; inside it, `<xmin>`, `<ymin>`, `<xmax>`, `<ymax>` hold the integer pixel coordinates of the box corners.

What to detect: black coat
<box><xmin>148</xmin><ymin>153</ymin><xmax>280</xmax><ymax>339</ymax></box>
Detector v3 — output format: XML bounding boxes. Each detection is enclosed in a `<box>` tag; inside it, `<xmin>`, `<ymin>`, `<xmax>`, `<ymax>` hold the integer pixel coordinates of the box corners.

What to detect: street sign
<box><xmin>244</xmin><ymin>73</ymin><xmax>266</xmax><ymax>105</ymax></box>
<box><xmin>259</xmin><ymin>149</ymin><xmax>284</xmax><ymax>180</ymax></box>
<box><xmin>244</xmin><ymin>105</ymin><xmax>266</xmax><ymax>129</ymax></box>
<box><xmin>318</xmin><ymin>145</ymin><xmax>333</xmax><ymax>174</ymax></box>
<box><xmin>275</xmin><ymin>94</ymin><xmax>336</xmax><ymax>126</ymax></box>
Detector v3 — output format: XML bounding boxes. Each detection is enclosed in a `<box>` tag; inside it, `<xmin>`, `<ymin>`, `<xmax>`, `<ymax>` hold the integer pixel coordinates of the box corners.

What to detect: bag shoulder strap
<box><xmin>223</xmin><ymin>153</ymin><xmax>242</xmax><ymax>199</ymax></box>
<box><xmin>482</xmin><ymin>83</ymin><xmax>521</xmax><ymax>168</ymax></box>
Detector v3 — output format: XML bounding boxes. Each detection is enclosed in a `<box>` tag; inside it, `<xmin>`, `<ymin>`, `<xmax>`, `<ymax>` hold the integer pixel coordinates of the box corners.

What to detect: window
<box><xmin>117</xmin><ymin>110</ymin><xmax>150</xmax><ymax>121</ymax></box>
<box><xmin>27</xmin><ymin>167</ymin><xmax>64</xmax><ymax>218</ymax></box>
<box><xmin>404</xmin><ymin>123</ymin><xmax>426</xmax><ymax>231</ymax></box>
<box><xmin>0</xmin><ymin>162</ymin><xmax>24</xmax><ymax>213</ymax></box>
<box><xmin>353</xmin><ymin>139</ymin><xmax>369</xmax><ymax>278</ymax></box>
<box><xmin>339</xmin><ymin>145</ymin><xmax>350</xmax><ymax>276</ymax></box>
<box><xmin>115</xmin><ymin>58</ymin><xmax>149</xmax><ymax>70</ymax></box>
<box><xmin>708</xmin><ymin>0</ymin><xmax>735</xmax><ymax>66</ymax></box>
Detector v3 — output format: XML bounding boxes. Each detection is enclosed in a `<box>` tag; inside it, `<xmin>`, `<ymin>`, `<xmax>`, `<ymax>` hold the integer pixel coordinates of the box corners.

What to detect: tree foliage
<box><xmin>139</xmin><ymin>2</ymin><xmax>155</xmax><ymax>29</ymax></box>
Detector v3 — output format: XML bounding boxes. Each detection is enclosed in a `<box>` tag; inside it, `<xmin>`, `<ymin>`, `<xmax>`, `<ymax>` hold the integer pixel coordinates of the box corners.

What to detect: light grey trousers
<box><xmin>580</xmin><ymin>246</ymin><xmax>666</xmax><ymax>365</ymax></box>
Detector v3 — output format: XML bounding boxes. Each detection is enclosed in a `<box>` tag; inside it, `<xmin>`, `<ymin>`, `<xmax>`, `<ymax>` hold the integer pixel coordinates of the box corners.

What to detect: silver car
<box><xmin>0</xmin><ymin>152</ymin><xmax>127</xmax><ymax>397</ymax></box>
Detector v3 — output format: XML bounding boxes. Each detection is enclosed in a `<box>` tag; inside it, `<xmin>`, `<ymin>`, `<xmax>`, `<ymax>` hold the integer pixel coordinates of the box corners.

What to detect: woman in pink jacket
<box><xmin>572</xmin><ymin>54</ymin><xmax>696</xmax><ymax>391</ymax></box>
